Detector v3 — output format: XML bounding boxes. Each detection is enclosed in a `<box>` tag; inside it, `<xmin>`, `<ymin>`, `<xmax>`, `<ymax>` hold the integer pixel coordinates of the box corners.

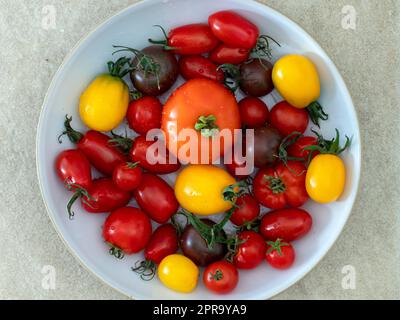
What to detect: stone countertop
<box><xmin>0</xmin><ymin>0</ymin><xmax>399</xmax><ymax>299</ymax></box>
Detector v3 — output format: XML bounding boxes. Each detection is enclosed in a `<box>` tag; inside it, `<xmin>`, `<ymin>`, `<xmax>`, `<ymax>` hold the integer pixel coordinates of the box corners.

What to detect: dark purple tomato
<box><xmin>250</xmin><ymin>126</ymin><xmax>283</xmax><ymax>168</ymax></box>
<box><xmin>240</xmin><ymin>59</ymin><xmax>274</xmax><ymax>97</ymax></box>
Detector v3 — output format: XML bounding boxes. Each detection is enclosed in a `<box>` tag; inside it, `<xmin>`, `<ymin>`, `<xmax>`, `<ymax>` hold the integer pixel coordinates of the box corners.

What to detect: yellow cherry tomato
<box><xmin>158</xmin><ymin>254</ymin><xmax>199</xmax><ymax>293</ymax></box>
<box><xmin>175</xmin><ymin>165</ymin><xmax>236</xmax><ymax>216</ymax></box>
<box><xmin>79</xmin><ymin>74</ymin><xmax>129</xmax><ymax>132</ymax></box>
<box><xmin>306</xmin><ymin>154</ymin><xmax>346</xmax><ymax>203</ymax></box>
<box><xmin>272</xmin><ymin>54</ymin><xmax>320</xmax><ymax>109</ymax></box>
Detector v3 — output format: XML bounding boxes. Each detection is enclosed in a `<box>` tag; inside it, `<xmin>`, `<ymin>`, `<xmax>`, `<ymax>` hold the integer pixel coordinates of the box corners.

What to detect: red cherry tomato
<box><xmin>127</xmin><ymin>97</ymin><xmax>162</xmax><ymax>135</ymax></box>
<box><xmin>287</xmin><ymin>135</ymin><xmax>319</xmax><ymax>161</ymax></box>
<box><xmin>55</xmin><ymin>149</ymin><xmax>92</xmax><ymax>190</ymax></box>
<box><xmin>130</xmin><ymin>136</ymin><xmax>181</xmax><ymax>175</ymax></box>
<box><xmin>153</xmin><ymin>24</ymin><xmax>219</xmax><ymax>55</ymax></box>
<box><xmin>203</xmin><ymin>261</ymin><xmax>239</xmax><ymax>294</ymax></box>
<box><xmin>103</xmin><ymin>207</ymin><xmax>152</xmax><ymax>255</ymax></box>
<box><xmin>209</xmin><ymin>11</ymin><xmax>259</xmax><ymax>49</ymax></box>
<box><xmin>265</xmin><ymin>239</ymin><xmax>296</xmax><ymax>270</ymax></box>
<box><xmin>82</xmin><ymin>178</ymin><xmax>131</xmax><ymax>214</ymax></box>
<box><xmin>145</xmin><ymin>224</ymin><xmax>179</xmax><ymax>264</ymax></box>
<box><xmin>233</xmin><ymin>231</ymin><xmax>267</xmax><ymax>270</ymax></box>
<box><xmin>239</xmin><ymin>97</ymin><xmax>269</xmax><ymax>128</ymax></box>
<box><xmin>270</xmin><ymin>101</ymin><xmax>309</xmax><ymax>137</ymax></box>
<box><xmin>133</xmin><ymin>173</ymin><xmax>179</xmax><ymax>224</ymax></box>
<box><xmin>260</xmin><ymin>208</ymin><xmax>313</xmax><ymax>242</ymax></box>
<box><xmin>225</xmin><ymin>160</ymin><xmax>251</xmax><ymax>180</ymax></box>
<box><xmin>179</xmin><ymin>56</ymin><xmax>224</xmax><ymax>82</ymax></box>
<box><xmin>112</xmin><ymin>162</ymin><xmax>142</xmax><ymax>191</ymax></box>
<box><xmin>55</xmin><ymin>149</ymin><xmax>93</xmax><ymax>219</ymax></box>
<box><xmin>253</xmin><ymin>161</ymin><xmax>308</xmax><ymax>209</ymax></box>
<box><xmin>230</xmin><ymin>194</ymin><xmax>260</xmax><ymax>226</ymax></box>
<box><xmin>61</xmin><ymin>116</ymin><xmax>127</xmax><ymax>176</ymax></box>
<box><xmin>210</xmin><ymin>44</ymin><xmax>250</xmax><ymax>65</ymax></box>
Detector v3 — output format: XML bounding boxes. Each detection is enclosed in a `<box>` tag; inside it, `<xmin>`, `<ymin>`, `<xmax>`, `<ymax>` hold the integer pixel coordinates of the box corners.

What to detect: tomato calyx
<box><xmin>58</xmin><ymin>115</ymin><xmax>84</xmax><ymax>144</ymax></box>
<box><xmin>252</xmin><ymin>35</ymin><xmax>281</xmax><ymax>60</ymax></box>
<box><xmin>148</xmin><ymin>25</ymin><xmax>178</xmax><ymax>51</ymax></box>
<box><xmin>108</xmin><ymin>131</ymin><xmax>133</xmax><ymax>155</ymax></box>
<box><xmin>126</xmin><ymin>161</ymin><xmax>140</xmax><ymax>169</ymax></box>
<box><xmin>305</xmin><ymin>129</ymin><xmax>351</xmax><ymax>156</ymax></box>
<box><xmin>238</xmin><ymin>218</ymin><xmax>260</xmax><ymax>233</ymax></box>
<box><xmin>131</xmin><ymin>260</ymin><xmax>156</xmax><ymax>281</ymax></box>
<box><xmin>222</xmin><ymin>180</ymin><xmax>250</xmax><ymax>206</ymax></box>
<box><xmin>64</xmin><ymin>180</ymin><xmax>95</xmax><ymax>220</ymax></box>
<box><xmin>263</xmin><ymin>175</ymin><xmax>286</xmax><ymax>194</ymax></box>
<box><xmin>225</xmin><ymin>235</ymin><xmax>246</xmax><ymax>263</ymax></box>
<box><xmin>129</xmin><ymin>90</ymin><xmax>143</xmax><ymax>100</ymax></box>
<box><xmin>217</xmin><ymin>63</ymin><xmax>241</xmax><ymax>92</ymax></box>
<box><xmin>194</xmin><ymin>115</ymin><xmax>220</xmax><ymax>138</ymax></box>
<box><xmin>306</xmin><ymin>101</ymin><xmax>329</xmax><ymax>127</ymax></box>
<box><xmin>266</xmin><ymin>238</ymin><xmax>289</xmax><ymax>256</ymax></box>
<box><xmin>107</xmin><ymin>242</ymin><xmax>125</xmax><ymax>260</ymax></box>
<box><xmin>107</xmin><ymin>56</ymin><xmax>133</xmax><ymax>79</ymax></box>
<box><xmin>278</xmin><ymin>132</ymin><xmax>307</xmax><ymax>165</ymax></box>
<box><xmin>210</xmin><ymin>269</ymin><xmax>224</xmax><ymax>281</ymax></box>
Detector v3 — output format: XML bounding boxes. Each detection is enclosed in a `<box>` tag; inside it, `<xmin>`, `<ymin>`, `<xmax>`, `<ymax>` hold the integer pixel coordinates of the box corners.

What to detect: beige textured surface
<box><xmin>0</xmin><ymin>0</ymin><xmax>399</xmax><ymax>299</ymax></box>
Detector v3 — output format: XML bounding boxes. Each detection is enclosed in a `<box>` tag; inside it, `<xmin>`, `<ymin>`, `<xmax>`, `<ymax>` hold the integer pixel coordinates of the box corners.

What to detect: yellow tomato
<box><xmin>272</xmin><ymin>54</ymin><xmax>320</xmax><ymax>109</ymax></box>
<box><xmin>306</xmin><ymin>154</ymin><xmax>346</xmax><ymax>203</ymax></box>
<box><xmin>79</xmin><ymin>74</ymin><xmax>129</xmax><ymax>132</ymax></box>
<box><xmin>158</xmin><ymin>254</ymin><xmax>199</xmax><ymax>293</ymax></box>
<box><xmin>175</xmin><ymin>165</ymin><xmax>236</xmax><ymax>216</ymax></box>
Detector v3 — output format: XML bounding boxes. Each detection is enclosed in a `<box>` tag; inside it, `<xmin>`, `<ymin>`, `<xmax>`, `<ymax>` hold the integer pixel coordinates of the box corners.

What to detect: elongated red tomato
<box><xmin>179</xmin><ymin>56</ymin><xmax>224</xmax><ymax>82</ymax></box>
<box><xmin>133</xmin><ymin>173</ymin><xmax>179</xmax><ymax>224</ymax></box>
<box><xmin>210</xmin><ymin>44</ymin><xmax>250</xmax><ymax>65</ymax></box>
<box><xmin>145</xmin><ymin>224</ymin><xmax>179</xmax><ymax>264</ymax></box>
<box><xmin>209</xmin><ymin>11</ymin><xmax>259</xmax><ymax>49</ymax></box>
<box><xmin>230</xmin><ymin>194</ymin><xmax>260</xmax><ymax>226</ymax></box>
<box><xmin>130</xmin><ymin>136</ymin><xmax>181</xmax><ymax>175</ymax></box>
<box><xmin>103</xmin><ymin>207</ymin><xmax>152</xmax><ymax>255</ymax></box>
<box><xmin>270</xmin><ymin>101</ymin><xmax>309</xmax><ymax>137</ymax></box>
<box><xmin>233</xmin><ymin>231</ymin><xmax>267</xmax><ymax>270</ymax></box>
<box><xmin>61</xmin><ymin>116</ymin><xmax>127</xmax><ymax>175</ymax></box>
<box><xmin>55</xmin><ymin>149</ymin><xmax>92</xmax><ymax>190</ymax></box>
<box><xmin>82</xmin><ymin>178</ymin><xmax>131</xmax><ymax>213</ymax></box>
<box><xmin>260</xmin><ymin>208</ymin><xmax>313</xmax><ymax>242</ymax></box>
<box><xmin>126</xmin><ymin>96</ymin><xmax>162</xmax><ymax>135</ymax></box>
<box><xmin>253</xmin><ymin>161</ymin><xmax>308</xmax><ymax>209</ymax></box>
<box><xmin>152</xmin><ymin>24</ymin><xmax>219</xmax><ymax>55</ymax></box>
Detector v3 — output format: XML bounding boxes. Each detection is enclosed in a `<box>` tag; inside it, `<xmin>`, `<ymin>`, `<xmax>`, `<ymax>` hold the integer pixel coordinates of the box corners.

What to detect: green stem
<box><xmin>58</xmin><ymin>115</ymin><xmax>83</xmax><ymax>144</ymax></box>
<box><xmin>307</xmin><ymin>101</ymin><xmax>329</xmax><ymax>127</ymax></box>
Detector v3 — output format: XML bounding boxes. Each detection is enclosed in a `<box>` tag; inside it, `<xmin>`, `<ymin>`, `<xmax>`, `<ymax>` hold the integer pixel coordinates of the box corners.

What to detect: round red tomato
<box><xmin>287</xmin><ymin>135</ymin><xmax>319</xmax><ymax>161</ymax></box>
<box><xmin>239</xmin><ymin>97</ymin><xmax>269</xmax><ymax>128</ymax></box>
<box><xmin>203</xmin><ymin>261</ymin><xmax>239</xmax><ymax>294</ymax></box>
<box><xmin>103</xmin><ymin>207</ymin><xmax>152</xmax><ymax>256</ymax></box>
<box><xmin>127</xmin><ymin>96</ymin><xmax>162</xmax><ymax>135</ymax></box>
<box><xmin>265</xmin><ymin>239</ymin><xmax>295</xmax><ymax>270</ymax></box>
<box><xmin>209</xmin><ymin>11</ymin><xmax>259</xmax><ymax>49</ymax></box>
<box><xmin>270</xmin><ymin>101</ymin><xmax>309</xmax><ymax>137</ymax></box>
<box><xmin>210</xmin><ymin>44</ymin><xmax>250</xmax><ymax>65</ymax></box>
<box><xmin>233</xmin><ymin>231</ymin><xmax>267</xmax><ymax>270</ymax></box>
<box><xmin>112</xmin><ymin>162</ymin><xmax>142</xmax><ymax>191</ymax></box>
<box><xmin>230</xmin><ymin>194</ymin><xmax>260</xmax><ymax>226</ymax></box>
<box><xmin>253</xmin><ymin>161</ymin><xmax>308</xmax><ymax>209</ymax></box>
<box><xmin>133</xmin><ymin>173</ymin><xmax>179</xmax><ymax>224</ymax></box>
<box><xmin>179</xmin><ymin>55</ymin><xmax>224</xmax><ymax>82</ymax></box>
<box><xmin>81</xmin><ymin>178</ymin><xmax>131</xmax><ymax>214</ymax></box>
<box><xmin>260</xmin><ymin>208</ymin><xmax>313</xmax><ymax>242</ymax></box>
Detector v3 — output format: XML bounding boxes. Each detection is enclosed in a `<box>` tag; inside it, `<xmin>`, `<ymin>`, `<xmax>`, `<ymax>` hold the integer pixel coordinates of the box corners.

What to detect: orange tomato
<box><xmin>162</xmin><ymin>78</ymin><xmax>241</xmax><ymax>164</ymax></box>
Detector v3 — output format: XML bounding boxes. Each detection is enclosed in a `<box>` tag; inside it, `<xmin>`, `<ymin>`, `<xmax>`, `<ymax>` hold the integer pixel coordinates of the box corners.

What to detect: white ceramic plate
<box><xmin>36</xmin><ymin>0</ymin><xmax>361</xmax><ymax>300</ymax></box>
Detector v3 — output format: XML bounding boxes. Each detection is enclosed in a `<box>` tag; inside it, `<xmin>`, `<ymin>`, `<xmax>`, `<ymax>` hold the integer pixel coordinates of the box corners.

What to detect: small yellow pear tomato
<box><xmin>272</xmin><ymin>54</ymin><xmax>320</xmax><ymax>109</ymax></box>
<box><xmin>174</xmin><ymin>165</ymin><xmax>236</xmax><ymax>216</ymax></box>
<box><xmin>306</xmin><ymin>154</ymin><xmax>346</xmax><ymax>203</ymax></box>
<box><xmin>158</xmin><ymin>254</ymin><xmax>199</xmax><ymax>293</ymax></box>
<box><xmin>79</xmin><ymin>58</ymin><xmax>130</xmax><ymax>132</ymax></box>
<box><xmin>305</xmin><ymin>130</ymin><xmax>351</xmax><ymax>203</ymax></box>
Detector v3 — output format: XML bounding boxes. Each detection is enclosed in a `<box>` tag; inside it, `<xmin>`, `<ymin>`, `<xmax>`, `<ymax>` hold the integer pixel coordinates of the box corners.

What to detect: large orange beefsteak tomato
<box><xmin>162</xmin><ymin>78</ymin><xmax>241</xmax><ymax>164</ymax></box>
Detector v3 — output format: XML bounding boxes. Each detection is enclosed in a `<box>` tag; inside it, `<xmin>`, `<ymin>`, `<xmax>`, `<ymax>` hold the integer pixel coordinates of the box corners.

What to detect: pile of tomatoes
<box><xmin>55</xmin><ymin>11</ymin><xmax>351</xmax><ymax>295</ymax></box>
